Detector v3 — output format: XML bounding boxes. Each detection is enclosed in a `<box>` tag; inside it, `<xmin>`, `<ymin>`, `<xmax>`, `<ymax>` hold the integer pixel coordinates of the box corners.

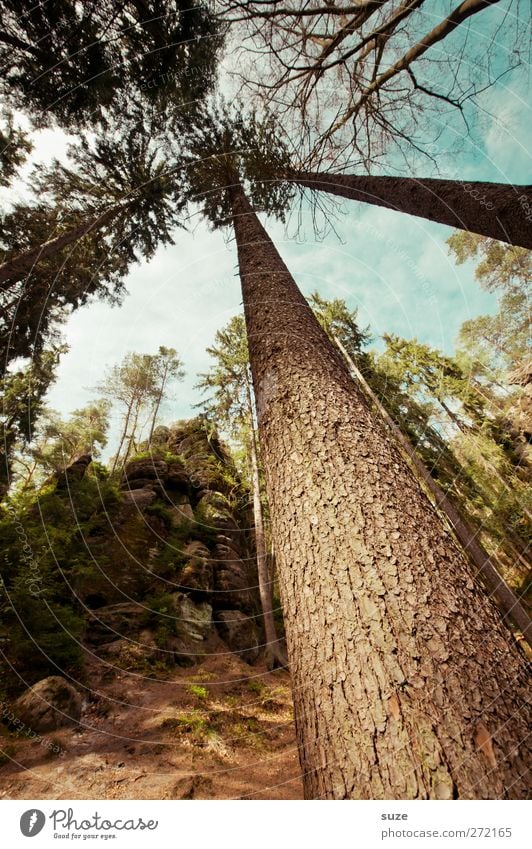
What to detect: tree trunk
<box><xmin>148</xmin><ymin>363</ymin><xmax>169</xmax><ymax>445</ymax></box>
<box><xmin>330</xmin><ymin>0</ymin><xmax>502</xmax><ymax>133</ymax></box>
<box><xmin>288</xmin><ymin>171</ymin><xmax>532</xmax><ymax>249</ymax></box>
<box><xmin>122</xmin><ymin>398</ymin><xmax>142</xmax><ymax>468</ymax></box>
<box><xmin>0</xmin><ymin>205</ymin><xmax>123</xmax><ymax>287</ymax></box>
<box><xmin>111</xmin><ymin>397</ymin><xmax>135</xmax><ymax>475</ymax></box>
<box><xmin>335</xmin><ymin>337</ymin><xmax>532</xmax><ymax>649</ymax></box>
<box><xmin>245</xmin><ymin>369</ymin><xmax>287</xmax><ymax>670</ymax></box>
<box><xmin>229</xmin><ymin>182</ymin><xmax>530</xmax><ymax>800</ymax></box>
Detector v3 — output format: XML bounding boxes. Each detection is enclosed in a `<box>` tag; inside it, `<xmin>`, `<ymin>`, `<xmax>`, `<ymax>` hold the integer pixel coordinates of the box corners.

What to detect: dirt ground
<box><xmin>0</xmin><ymin>640</ymin><xmax>303</xmax><ymax>800</ymax></box>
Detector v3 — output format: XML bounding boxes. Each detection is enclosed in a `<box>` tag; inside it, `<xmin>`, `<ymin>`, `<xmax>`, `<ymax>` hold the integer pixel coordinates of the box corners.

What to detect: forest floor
<box><xmin>0</xmin><ymin>637</ymin><xmax>303</xmax><ymax>800</ymax></box>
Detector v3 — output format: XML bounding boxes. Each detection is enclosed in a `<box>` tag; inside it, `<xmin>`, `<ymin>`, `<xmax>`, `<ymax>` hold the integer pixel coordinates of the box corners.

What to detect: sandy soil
<box><xmin>0</xmin><ymin>640</ymin><xmax>303</xmax><ymax>800</ymax></box>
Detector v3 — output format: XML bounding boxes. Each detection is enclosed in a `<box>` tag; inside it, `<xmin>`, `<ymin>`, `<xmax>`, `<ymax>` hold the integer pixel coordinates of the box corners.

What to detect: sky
<box><xmin>7</xmin><ymin>14</ymin><xmax>532</xmax><ymax>455</ymax></box>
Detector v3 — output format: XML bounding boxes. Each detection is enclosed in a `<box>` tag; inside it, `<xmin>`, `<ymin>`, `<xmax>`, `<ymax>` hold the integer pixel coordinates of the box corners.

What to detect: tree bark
<box><xmin>334</xmin><ymin>337</ymin><xmax>532</xmax><ymax>649</ymax></box>
<box><xmin>148</xmin><ymin>362</ymin><xmax>170</xmax><ymax>445</ymax></box>
<box><xmin>111</xmin><ymin>396</ymin><xmax>135</xmax><ymax>475</ymax></box>
<box><xmin>245</xmin><ymin>369</ymin><xmax>287</xmax><ymax>669</ymax></box>
<box><xmin>229</xmin><ymin>182</ymin><xmax>531</xmax><ymax>800</ymax></box>
<box><xmin>288</xmin><ymin>171</ymin><xmax>532</xmax><ymax>249</ymax></box>
<box><xmin>0</xmin><ymin>205</ymin><xmax>123</xmax><ymax>287</ymax></box>
<box><xmin>328</xmin><ymin>0</ymin><xmax>502</xmax><ymax>134</ymax></box>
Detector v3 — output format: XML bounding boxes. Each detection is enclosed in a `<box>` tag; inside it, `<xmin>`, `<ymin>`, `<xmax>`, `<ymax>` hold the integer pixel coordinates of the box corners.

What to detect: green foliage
<box><xmin>0</xmin><ymin>113</ymin><xmax>32</xmax><ymax>186</ymax></box>
<box><xmin>186</xmin><ymin>684</ymin><xmax>208</xmax><ymax>701</ymax></box>
<box><xmin>182</xmin><ymin>100</ymin><xmax>294</xmax><ymax>228</ymax></box>
<box><xmin>448</xmin><ymin>232</ymin><xmax>530</xmax><ymax>373</ymax></box>
<box><xmin>308</xmin><ymin>291</ymin><xmax>371</xmax><ymax>363</ymax></box>
<box><xmin>0</xmin><ymin>346</ymin><xmax>66</xmax><ymax>496</ymax></box>
<box><xmin>0</xmin><ymin>1</ymin><xmax>223</xmax><ymax>130</ymax></box>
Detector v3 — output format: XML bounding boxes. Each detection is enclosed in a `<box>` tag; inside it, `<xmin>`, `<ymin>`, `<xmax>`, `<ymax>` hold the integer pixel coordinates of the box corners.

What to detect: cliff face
<box><xmin>0</xmin><ymin>418</ymin><xmax>263</xmax><ymax>694</ymax></box>
<box><xmin>80</xmin><ymin>417</ymin><xmax>263</xmax><ymax>669</ymax></box>
<box><xmin>0</xmin><ymin>419</ymin><xmax>302</xmax><ymax>800</ymax></box>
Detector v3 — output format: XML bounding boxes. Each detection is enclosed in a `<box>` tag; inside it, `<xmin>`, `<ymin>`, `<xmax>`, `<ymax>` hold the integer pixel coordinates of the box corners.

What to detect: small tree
<box><xmin>197</xmin><ymin>315</ymin><xmax>286</xmax><ymax>668</ymax></box>
<box><xmin>147</xmin><ymin>347</ymin><xmax>185</xmax><ymax>443</ymax></box>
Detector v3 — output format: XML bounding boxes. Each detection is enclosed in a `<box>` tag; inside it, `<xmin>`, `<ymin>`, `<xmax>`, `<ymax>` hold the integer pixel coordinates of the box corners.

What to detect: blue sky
<box><xmin>11</xmin><ymin>39</ymin><xmax>530</xmax><ymax>452</ymax></box>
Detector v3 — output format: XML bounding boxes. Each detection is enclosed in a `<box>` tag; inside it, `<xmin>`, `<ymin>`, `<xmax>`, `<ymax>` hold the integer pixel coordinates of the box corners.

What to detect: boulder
<box><xmin>179</xmin><ymin>541</ymin><xmax>213</xmax><ymax>595</ymax></box>
<box><xmin>175</xmin><ymin>594</ymin><xmax>212</xmax><ymax>642</ymax></box>
<box><xmin>165</xmin><ymin>594</ymin><xmax>213</xmax><ymax>667</ymax></box>
<box><xmin>213</xmin><ymin>552</ymin><xmax>255</xmax><ymax>611</ymax></box>
<box><xmin>85</xmin><ymin>603</ymin><xmax>146</xmax><ymax>645</ymax></box>
<box><xmin>12</xmin><ymin>676</ymin><xmax>82</xmax><ymax>732</ymax></box>
<box><xmin>165</xmin><ymin>460</ymin><xmax>189</xmax><ymax>492</ymax></box>
<box><xmin>167</xmin><ymin>495</ymin><xmax>194</xmax><ymax>527</ymax></box>
<box><xmin>215</xmin><ymin>609</ymin><xmax>260</xmax><ymax>664</ymax></box>
<box><xmin>55</xmin><ymin>454</ymin><xmax>92</xmax><ymax>489</ymax></box>
<box><xmin>122</xmin><ymin>488</ymin><xmax>157</xmax><ymax>509</ymax></box>
<box><xmin>122</xmin><ymin>458</ymin><xmax>168</xmax><ymax>484</ymax></box>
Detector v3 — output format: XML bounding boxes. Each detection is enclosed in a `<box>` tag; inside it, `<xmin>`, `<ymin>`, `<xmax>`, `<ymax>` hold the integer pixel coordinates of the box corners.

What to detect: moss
<box><xmin>186</xmin><ymin>684</ymin><xmax>208</xmax><ymax>701</ymax></box>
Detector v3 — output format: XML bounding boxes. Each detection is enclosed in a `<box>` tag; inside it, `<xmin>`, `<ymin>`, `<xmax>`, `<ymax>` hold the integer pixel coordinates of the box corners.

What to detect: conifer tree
<box><xmin>181</xmin><ymin>108</ymin><xmax>531</xmax><ymax>799</ymax></box>
<box><xmin>197</xmin><ymin>314</ymin><xmax>286</xmax><ymax>668</ymax></box>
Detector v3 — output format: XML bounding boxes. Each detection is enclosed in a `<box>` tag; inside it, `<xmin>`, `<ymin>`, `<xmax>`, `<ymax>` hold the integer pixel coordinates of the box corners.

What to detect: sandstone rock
<box><xmin>213</xmin><ymin>554</ymin><xmax>255</xmax><ymax>611</ymax></box>
<box><xmin>179</xmin><ymin>541</ymin><xmax>213</xmax><ymax>595</ymax></box>
<box><xmin>175</xmin><ymin>594</ymin><xmax>212</xmax><ymax>642</ymax></box>
<box><xmin>151</xmin><ymin>425</ymin><xmax>170</xmax><ymax>445</ymax></box>
<box><xmin>165</xmin><ymin>461</ymin><xmax>189</xmax><ymax>491</ymax></box>
<box><xmin>167</xmin><ymin>496</ymin><xmax>194</xmax><ymax>527</ymax></box>
<box><xmin>12</xmin><ymin>676</ymin><xmax>82</xmax><ymax>732</ymax></box>
<box><xmin>122</xmin><ymin>459</ymin><xmax>168</xmax><ymax>484</ymax></box>
<box><xmin>122</xmin><ymin>488</ymin><xmax>157</xmax><ymax>509</ymax></box>
<box><xmin>55</xmin><ymin>454</ymin><xmax>92</xmax><ymax>489</ymax></box>
<box><xmin>216</xmin><ymin>609</ymin><xmax>260</xmax><ymax>664</ymax></box>
<box><xmin>85</xmin><ymin>603</ymin><xmax>146</xmax><ymax>645</ymax></box>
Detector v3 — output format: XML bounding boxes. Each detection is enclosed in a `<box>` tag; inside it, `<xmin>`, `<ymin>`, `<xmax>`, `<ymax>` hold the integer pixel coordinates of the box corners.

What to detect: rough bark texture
<box><xmin>230</xmin><ymin>184</ymin><xmax>531</xmax><ymax>800</ymax></box>
<box><xmin>337</xmin><ymin>342</ymin><xmax>532</xmax><ymax>649</ymax></box>
<box><xmin>0</xmin><ymin>205</ymin><xmax>121</xmax><ymax>286</ymax></box>
<box><xmin>246</xmin><ymin>375</ymin><xmax>287</xmax><ymax>669</ymax></box>
<box><xmin>290</xmin><ymin>171</ymin><xmax>532</xmax><ymax>249</ymax></box>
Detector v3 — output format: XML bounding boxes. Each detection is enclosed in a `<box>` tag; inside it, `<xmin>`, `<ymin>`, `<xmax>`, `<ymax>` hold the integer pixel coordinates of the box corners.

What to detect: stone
<box><xmin>122</xmin><ymin>459</ymin><xmax>168</xmax><ymax>484</ymax></box>
<box><xmin>85</xmin><ymin>603</ymin><xmax>146</xmax><ymax>645</ymax></box>
<box><xmin>179</xmin><ymin>541</ymin><xmax>213</xmax><ymax>595</ymax></box>
<box><xmin>122</xmin><ymin>488</ymin><xmax>157</xmax><ymax>509</ymax></box>
<box><xmin>167</xmin><ymin>496</ymin><xmax>194</xmax><ymax>527</ymax></box>
<box><xmin>55</xmin><ymin>454</ymin><xmax>92</xmax><ymax>489</ymax></box>
<box><xmin>165</xmin><ymin>461</ymin><xmax>189</xmax><ymax>491</ymax></box>
<box><xmin>213</xmin><ymin>554</ymin><xmax>255</xmax><ymax>611</ymax></box>
<box><xmin>215</xmin><ymin>609</ymin><xmax>260</xmax><ymax>664</ymax></box>
<box><xmin>12</xmin><ymin>676</ymin><xmax>82</xmax><ymax>732</ymax></box>
<box><xmin>175</xmin><ymin>594</ymin><xmax>212</xmax><ymax>642</ymax></box>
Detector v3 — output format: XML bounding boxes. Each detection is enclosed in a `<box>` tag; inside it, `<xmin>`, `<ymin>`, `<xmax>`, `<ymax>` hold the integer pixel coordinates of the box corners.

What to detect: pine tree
<box><xmin>197</xmin><ymin>314</ymin><xmax>286</xmax><ymax>668</ymax></box>
<box><xmin>147</xmin><ymin>347</ymin><xmax>185</xmax><ymax>443</ymax></box>
<box><xmin>181</xmin><ymin>109</ymin><xmax>531</xmax><ymax>799</ymax></box>
<box><xmin>0</xmin><ymin>1</ymin><xmax>223</xmax><ymax>129</ymax></box>
<box><xmin>0</xmin><ymin>344</ymin><xmax>66</xmax><ymax>497</ymax></box>
<box><xmin>0</xmin><ymin>117</ymin><xmax>185</xmax><ymax>370</ymax></box>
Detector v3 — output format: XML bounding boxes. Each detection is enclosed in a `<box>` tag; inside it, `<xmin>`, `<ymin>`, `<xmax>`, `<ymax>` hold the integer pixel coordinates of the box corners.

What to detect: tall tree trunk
<box><xmin>111</xmin><ymin>397</ymin><xmax>135</xmax><ymax>475</ymax></box>
<box><xmin>335</xmin><ymin>337</ymin><xmax>532</xmax><ymax>648</ymax></box>
<box><xmin>245</xmin><ymin>369</ymin><xmax>287</xmax><ymax>670</ymax></box>
<box><xmin>0</xmin><ymin>204</ymin><xmax>124</xmax><ymax>287</ymax></box>
<box><xmin>148</xmin><ymin>362</ymin><xmax>170</xmax><ymax>444</ymax></box>
<box><xmin>122</xmin><ymin>397</ymin><xmax>142</xmax><ymax>468</ymax></box>
<box><xmin>288</xmin><ymin>171</ymin><xmax>532</xmax><ymax>248</ymax></box>
<box><xmin>229</xmin><ymin>182</ymin><xmax>530</xmax><ymax>800</ymax></box>
<box><xmin>329</xmin><ymin>0</ymin><xmax>502</xmax><ymax>134</ymax></box>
